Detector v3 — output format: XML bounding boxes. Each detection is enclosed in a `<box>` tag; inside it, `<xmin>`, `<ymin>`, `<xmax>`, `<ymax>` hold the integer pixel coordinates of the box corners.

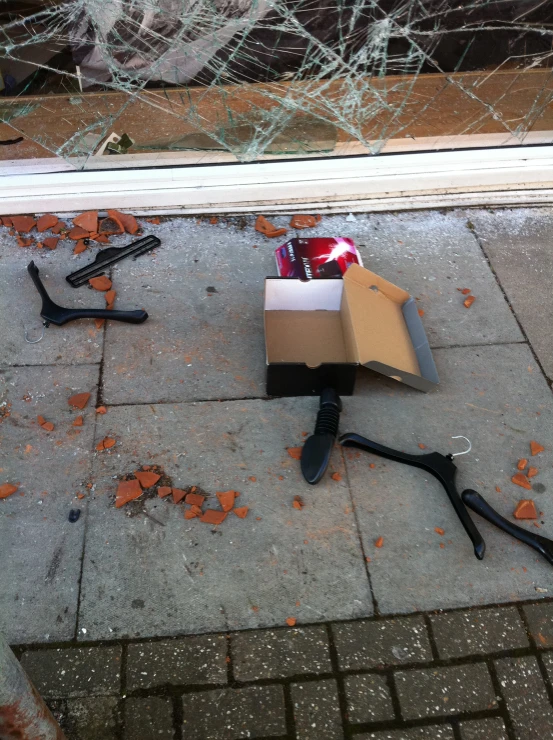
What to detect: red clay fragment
<box><xmin>74</xmin><ymin>240</ymin><xmax>87</xmax><ymax>255</ymax></box>
<box><xmin>72</xmin><ymin>416</ymin><xmax>83</xmax><ymax>427</ymax></box>
<box><xmin>233</xmin><ymin>506</ymin><xmax>249</xmax><ymax>519</ymax></box>
<box><xmin>331</xmin><ymin>472</ymin><xmax>342</xmax><ymax>481</ymax></box>
<box><xmin>185</xmin><ymin>492</ymin><xmax>205</xmax><ymax>507</ymax></box>
<box><xmin>157</xmin><ymin>486</ymin><xmax>172</xmax><ymax>498</ymax></box>
<box><xmin>200</xmin><ymin>509</ymin><xmax>227</xmax><ymax>525</ymax></box>
<box><xmin>292</xmin><ymin>495</ymin><xmax>304</xmax><ymax>510</ymax></box>
<box><xmin>96</xmin><ymin>437</ymin><xmax>116</xmax><ymax>451</ymax></box>
<box><xmin>37</xmin><ymin>214</ymin><xmax>58</xmax><ymax>232</ymax></box>
<box><xmin>0</xmin><ymin>483</ymin><xmax>18</xmax><ymax>499</ymax></box>
<box><xmin>134</xmin><ymin>471</ymin><xmax>161</xmax><ymax>488</ymax></box>
<box><xmin>94</xmin><ymin>319</ymin><xmax>105</xmax><ymax>330</ymax></box>
<box><xmin>172</xmin><ymin>488</ymin><xmax>187</xmax><ymax>504</ymax></box>
<box><xmin>16</xmin><ymin>235</ymin><xmax>33</xmax><ymax>247</ymax></box>
<box><xmin>96</xmin><ymin>406</ymin><xmax>107</xmax><ymax>414</ymax></box>
<box><xmin>184</xmin><ymin>508</ymin><xmax>198</xmax><ymax>520</ymax></box>
<box><xmin>528</xmin><ymin>467</ymin><xmax>539</xmax><ymax>478</ymax></box>
<box><xmin>434</xmin><ymin>527</ymin><xmax>445</xmax><ymax>536</ymax></box>
<box><xmin>1</xmin><ymin>217</ymin><xmax>12</xmax><ymax>227</ymax></box>
<box><xmin>37</xmin><ymin>415</ymin><xmax>54</xmax><ymax>431</ymax></box>
<box><xmin>68</xmin><ymin>226</ymin><xmax>90</xmax><ymax>240</ymax></box>
<box><xmin>513</xmin><ymin>499</ymin><xmax>538</xmax><ymax>519</ymax></box>
<box><xmin>43</xmin><ymin>237</ymin><xmax>59</xmax><ymax>250</ymax></box>
<box><xmin>375</xmin><ymin>536</ymin><xmax>384</xmax><ymax>548</ymax></box>
<box><xmin>89</xmin><ymin>276</ymin><xmax>112</xmax><ymax>291</ymax></box>
<box><xmin>517</xmin><ymin>458</ymin><xmax>528</xmax><ymax>471</ymax></box>
<box><xmin>418</xmin><ymin>309</ymin><xmax>425</xmax><ymax>317</ymax></box>
<box><xmin>216</xmin><ymin>490</ymin><xmax>236</xmax><ymax>512</ymax></box>
<box><xmin>104</xmin><ymin>290</ymin><xmax>116</xmax><ymax>306</ymax></box>
<box><xmin>255</xmin><ymin>215</ymin><xmax>288</xmax><ymax>238</ymax></box>
<box><xmin>73</xmin><ymin>211</ymin><xmax>98</xmax><ymax>233</ymax></box>
<box><xmin>94</xmin><ymin>234</ymin><xmax>110</xmax><ymax>243</ymax></box>
<box><xmin>11</xmin><ymin>215</ymin><xmax>36</xmax><ymax>233</ymax></box>
<box><xmin>464</xmin><ymin>296</ymin><xmax>476</xmax><ymax>309</ymax></box>
<box><xmin>99</xmin><ymin>216</ymin><xmax>123</xmax><ymax>235</ymax></box>
<box><xmin>145</xmin><ymin>216</ymin><xmax>161</xmax><ymax>225</ymax></box>
<box><xmin>51</xmin><ymin>221</ymin><xmax>66</xmax><ymax>234</ymax></box>
<box><xmin>106</xmin><ymin>209</ymin><xmax>135</xmax><ymax>234</ymax></box>
<box><xmin>530</xmin><ymin>440</ymin><xmax>545</xmax><ymax>456</ymax></box>
<box><xmin>512</xmin><ymin>472</ymin><xmax>532</xmax><ymax>490</ymax></box>
<box><xmin>68</xmin><ymin>392</ymin><xmax>91</xmax><ymax>409</ymax></box>
<box><xmin>190</xmin><ymin>504</ymin><xmax>203</xmax><ymax>516</ymax></box>
<box><xmin>115</xmin><ymin>478</ymin><xmax>142</xmax><ymax>508</ymax></box>
<box><xmin>286</xmin><ymin>617</ymin><xmax>297</xmax><ymax>627</ymax></box>
<box><xmin>287</xmin><ymin>447</ymin><xmax>302</xmax><ymax>460</ymax></box>
<box><xmin>461</xmin><ymin>288</ymin><xmax>471</xmax><ymax>295</ymax></box>
<box><xmin>289</xmin><ymin>214</ymin><xmax>321</xmax><ymax>229</ymax></box>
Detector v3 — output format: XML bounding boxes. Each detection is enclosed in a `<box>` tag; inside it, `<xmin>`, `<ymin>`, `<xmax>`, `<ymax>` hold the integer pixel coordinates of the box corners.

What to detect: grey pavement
<box><xmin>2</xmin><ymin>207</ymin><xmax>553</xmax><ymax>738</ymax></box>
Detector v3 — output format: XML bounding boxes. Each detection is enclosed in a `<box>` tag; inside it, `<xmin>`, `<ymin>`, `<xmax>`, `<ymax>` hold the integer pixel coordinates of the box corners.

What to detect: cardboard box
<box><xmin>265</xmin><ymin>263</ymin><xmax>439</xmax><ymax>396</ymax></box>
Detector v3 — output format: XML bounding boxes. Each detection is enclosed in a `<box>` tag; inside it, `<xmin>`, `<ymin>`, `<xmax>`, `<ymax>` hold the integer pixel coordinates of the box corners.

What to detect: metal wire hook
<box><xmin>451</xmin><ymin>435</ymin><xmax>472</xmax><ymax>457</ymax></box>
<box><xmin>23</xmin><ymin>322</ymin><xmax>45</xmax><ymax>344</ymax></box>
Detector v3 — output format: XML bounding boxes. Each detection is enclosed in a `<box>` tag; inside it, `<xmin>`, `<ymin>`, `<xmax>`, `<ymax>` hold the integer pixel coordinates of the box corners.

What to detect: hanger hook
<box><xmin>451</xmin><ymin>435</ymin><xmax>471</xmax><ymax>457</ymax></box>
<box><xmin>23</xmin><ymin>322</ymin><xmax>45</xmax><ymax>344</ymax></box>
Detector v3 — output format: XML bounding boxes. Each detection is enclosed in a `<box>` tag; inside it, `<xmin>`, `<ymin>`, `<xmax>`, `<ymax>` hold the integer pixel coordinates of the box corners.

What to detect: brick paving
<box><xmin>15</xmin><ymin>599</ymin><xmax>553</xmax><ymax>739</ymax></box>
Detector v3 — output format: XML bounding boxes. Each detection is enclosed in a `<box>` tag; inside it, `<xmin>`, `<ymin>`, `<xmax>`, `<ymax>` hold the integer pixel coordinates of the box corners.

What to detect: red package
<box><xmin>275</xmin><ymin>237</ymin><xmax>363</xmax><ymax>279</ymax></box>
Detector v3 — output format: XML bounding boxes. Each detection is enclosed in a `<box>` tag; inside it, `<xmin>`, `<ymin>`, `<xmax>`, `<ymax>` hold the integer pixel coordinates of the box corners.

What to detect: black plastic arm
<box><xmin>339</xmin><ymin>432</ymin><xmax>485</xmax><ymax>560</ymax></box>
<box><xmin>462</xmin><ymin>489</ymin><xmax>553</xmax><ymax>567</ymax></box>
<box><xmin>28</xmin><ymin>261</ymin><xmax>148</xmax><ymax>326</ymax></box>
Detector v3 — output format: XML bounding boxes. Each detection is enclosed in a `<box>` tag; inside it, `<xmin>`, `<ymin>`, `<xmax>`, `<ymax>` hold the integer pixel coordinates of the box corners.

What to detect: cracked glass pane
<box><xmin>1</xmin><ymin>1</ymin><xmax>553</xmax><ymax>169</ymax></box>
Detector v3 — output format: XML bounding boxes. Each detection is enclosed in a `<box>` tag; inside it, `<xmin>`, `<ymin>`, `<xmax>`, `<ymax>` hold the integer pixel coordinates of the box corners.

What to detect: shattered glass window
<box><xmin>1</xmin><ymin>1</ymin><xmax>553</xmax><ymax>168</ymax></box>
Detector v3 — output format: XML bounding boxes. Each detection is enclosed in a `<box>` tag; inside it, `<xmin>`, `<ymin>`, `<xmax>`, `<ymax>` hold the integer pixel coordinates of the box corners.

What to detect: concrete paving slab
<box><xmin>102</xmin><ymin>217</ymin><xmax>276</xmax><ymax>404</ymax></box>
<box><xmin>343</xmin><ymin>343</ymin><xmax>553</xmax><ymax>614</ymax></box>
<box><xmin>0</xmin><ymin>363</ymin><xmax>99</xmax><ymax>643</ymax></box>
<box><xmin>297</xmin><ymin>211</ymin><xmax>523</xmax><ymax>349</ymax></box>
<box><xmin>77</xmin><ymin>397</ymin><xmax>372</xmax><ymax>640</ymax></box>
<box><xmin>0</xmin><ymin>232</ymin><xmax>110</xmax><ymax>366</ymax></box>
<box><xmin>468</xmin><ymin>207</ymin><xmax>553</xmax><ymax>379</ymax></box>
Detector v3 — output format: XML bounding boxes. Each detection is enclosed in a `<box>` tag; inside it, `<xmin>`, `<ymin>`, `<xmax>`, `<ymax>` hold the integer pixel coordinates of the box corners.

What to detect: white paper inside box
<box><xmin>264</xmin><ymin>263</ymin><xmax>439</xmax><ymax>396</ymax></box>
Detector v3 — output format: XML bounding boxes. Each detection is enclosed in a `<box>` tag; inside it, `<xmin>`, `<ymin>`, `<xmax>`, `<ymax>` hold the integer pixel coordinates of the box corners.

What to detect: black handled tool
<box><xmin>462</xmin><ymin>489</ymin><xmax>553</xmax><ymax>567</ymax></box>
<box><xmin>28</xmin><ymin>261</ymin><xmax>148</xmax><ymax>326</ymax></box>
<box><xmin>339</xmin><ymin>432</ymin><xmax>485</xmax><ymax>560</ymax></box>
<box><xmin>301</xmin><ymin>388</ymin><xmax>342</xmax><ymax>484</ymax></box>
<box><xmin>66</xmin><ymin>235</ymin><xmax>160</xmax><ymax>287</ymax></box>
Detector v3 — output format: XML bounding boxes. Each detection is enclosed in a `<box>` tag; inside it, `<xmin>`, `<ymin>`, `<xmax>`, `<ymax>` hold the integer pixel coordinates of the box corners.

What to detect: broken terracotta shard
<box><xmin>513</xmin><ymin>499</ymin><xmax>538</xmax><ymax>519</ymax></box>
<box><xmin>157</xmin><ymin>486</ymin><xmax>172</xmax><ymax>498</ymax></box>
<box><xmin>96</xmin><ymin>437</ymin><xmax>116</xmax><ymax>451</ymax></box>
<box><xmin>233</xmin><ymin>506</ymin><xmax>249</xmax><ymax>518</ymax></box>
<box><xmin>200</xmin><ymin>509</ymin><xmax>227</xmax><ymax>525</ymax></box>
<box><xmin>134</xmin><ymin>471</ymin><xmax>161</xmax><ymax>488</ymax></box>
<box><xmin>37</xmin><ymin>415</ymin><xmax>54</xmax><ymax>432</ymax></box>
<box><xmin>89</xmin><ymin>276</ymin><xmax>112</xmax><ymax>291</ymax></box>
<box><xmin>72</xmin><ymin>416</ymin><xmax>83</xmax><ymax>427</ymax></box>
<box><xmin>530</xmin><ymin>440</ymin><xmax>545</xmax><ymax>456</ymax></box>
<box><xmin>37</xmin><ymin>214</ymin><xmax>58</xmax><ymax>232</ymax></box>
<box><xmin>512</xmin><ymin>472</ymin><xmax>532</xmax><ymax>490</ymax></box>
<box><xmin>216</xmin><ymin>490</ymin><xmax>236</xmax><ymax>512</ymax></box>
<box><xmin>68</xmin><ymin>226</ymin><xmax>90</xmax><ymax>241</ymax></box>
<box><xmin>11</xmin><ymin>215</ymin><xmax>36</xmax><ymax>233</ymax></box>
<box><xmin>73</xmin><ymin>211</ymin><xmax>98</xmax><ymax>233</ymax></box>
<box><xmin>115</xmin><ymin>478</ymin><xmax>143</xmax><ymax>508</ymax></box>
<box><xmin>68</xmin><ymin>392</ymin><xmax>91</xmax><ymax>409</ymax></box>
<box><xmin>185</xmin><ymin>492</ymin><xmax>205</xmax><ymax>507</ymax></box>
<box><xmin>172</xmin><ymin>488</ymin><xmax>187</xmax><ymax>504</ymax></box>
<box><xmin>517</xmin><ymin>459</ymin><xmax>528</xmax><ymax>471</ymax></box>
<box><xmin>43</xmin><ymin>237</ymin><xmax>59</xmax><ymax>250</ymax></box>
<box><xmin>289</xmin><ymin>214</ymin><xmax>321</xmax><ymax>229</ymax></box>
<box><xmin>287</xmin><ymin>447</ymin><xmax>302</xmax><ymax>460</ymax></box>
<box><xmin>0</xmin><ymin>483</ymin><xmax>18</xmax><ymax>499</ymax></box>
<box><xmin>255</xmin><ymin>215</ymin><xmax>287</xmax><ymax>238</ymax></box>
<box><xmin>463</xmin><ymin>295</ymin><xmax>476</xmax><ymax>308</ymax></box>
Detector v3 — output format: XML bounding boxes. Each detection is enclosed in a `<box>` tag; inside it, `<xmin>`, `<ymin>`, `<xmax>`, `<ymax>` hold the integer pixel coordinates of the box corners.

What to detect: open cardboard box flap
<box><xmin>265</xmin><ymin>263</ymin><xmax>439</xmax><ymax>394</ymax></box>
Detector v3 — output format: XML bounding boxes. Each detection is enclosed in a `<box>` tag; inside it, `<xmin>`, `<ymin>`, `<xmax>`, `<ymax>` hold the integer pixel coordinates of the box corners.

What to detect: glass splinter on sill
<box><xmin>139</xmin><ymin>115</ymin><xmax>337</xmax><ymax>155</ymax></box>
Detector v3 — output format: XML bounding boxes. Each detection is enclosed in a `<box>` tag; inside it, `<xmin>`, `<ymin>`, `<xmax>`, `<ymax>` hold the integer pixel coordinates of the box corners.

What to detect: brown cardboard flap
<box><xmin>342</xmin><ymin>264</ymin><xmax>421</xmax><ymax>377</ymax></box>
<box><xmin>265</xmin><ymin>311</ymin><xmax>349</xmax><ymax>367</ymax></box>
